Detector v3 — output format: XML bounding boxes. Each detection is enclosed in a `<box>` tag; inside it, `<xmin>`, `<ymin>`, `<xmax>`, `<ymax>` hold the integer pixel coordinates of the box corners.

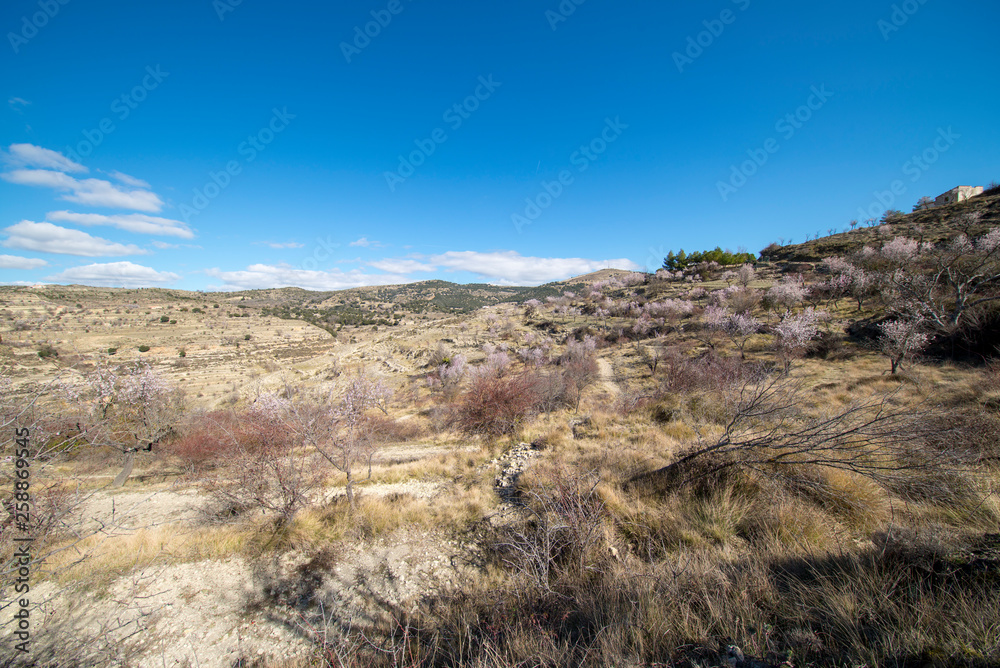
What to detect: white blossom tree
<box><xmin>293</xmin><ymin>371</ymin><xmax>392</xmax><ymax>510</ymax></box>
<box><xmin>877</xmin><ymin>318</ymin><xmax>930</xmax><ymax>374</ymax></box>
<box><xmin>69</xmin><ymin>361</ymin><xmax>182</xmax><ymax>487</ymax></box>
<box><xmin>773</xmin><ymin>308</ymin><xmax>823</xmax><ymax>373</ymax></box>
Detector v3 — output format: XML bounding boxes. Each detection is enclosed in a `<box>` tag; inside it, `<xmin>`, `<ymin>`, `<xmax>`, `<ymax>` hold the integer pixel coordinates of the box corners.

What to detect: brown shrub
<box><xmin>659</xmin><ymin>349</ymin><xmax>764</xmax><ymax>394</ymax></box>
<box><xmin>454</xmin><ymin>372</ymin><xmax>540</xmax><ymax>439</ymax></box>
<box><xmin>163</xmin><ymin>411</ymin><xmax>235</xmax><ymax>472</ymax></box>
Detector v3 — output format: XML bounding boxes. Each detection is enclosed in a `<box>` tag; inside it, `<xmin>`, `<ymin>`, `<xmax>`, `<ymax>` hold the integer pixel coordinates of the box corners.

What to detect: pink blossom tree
<box><xmin>773</xmin><ymin>308</ymin><xmax>824</xmax><ymax>373</ymax></box>
<box><xmin>73</xmin><ymin>361</ymin><xmax>182</xmax><ymax>487</ymax></box>
<box><xmin>877</xmin><ymin>318</ymin><xmax>930</xmax><ymax>374</ymax></box>
<box><xmin>724</xmin><ymin>312</ymin><xmax>762</xmax><ymax>360</ymax></box>
<box><xmin>294</xmin><ymin>371</ymin><xmax>393</xmax><ymax>510</ymax></box>
<box><xmin>766</xmin><ymin>275</ymin><xmax>809</xmax><ymax>312</ymax></box>
<box><xmin>736</xmin><ymin>263</ymin><xmax>756</xmax><ymax>289</ymax></box>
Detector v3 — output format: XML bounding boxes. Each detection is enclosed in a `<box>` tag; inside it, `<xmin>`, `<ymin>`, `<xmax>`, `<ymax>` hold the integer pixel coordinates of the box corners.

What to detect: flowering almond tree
<box><xmin>877</xmin><ymin>318</ymin><xmax>930</xmax><ymax>374</ymax></box>
<box><xmin>70</xmin><ymin>362</ymin><xmax>182</xmax><ymax>487</ymax></box>
<box><xmin>773</xmin><ymin>308</ymin><xmax>824</xmax><ymax>373</ymax></box>
<box><xmin>845</xmin><ymin>218</ymin><xmax>1000</xmax><ymax>334</ymax></box>
<box><xmin>724</xmin><ymin>312</ymin><xmax>762</xmax><ymax>360</ymax></box>
<box><xmin>294</xmin><ymin>371</ymin><xmax>392</xmax><ymax>510</ymax></box>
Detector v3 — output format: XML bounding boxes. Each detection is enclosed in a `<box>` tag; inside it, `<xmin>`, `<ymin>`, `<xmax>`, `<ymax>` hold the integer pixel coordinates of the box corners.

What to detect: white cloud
<box><xmin>2</xmin><ymin>169</ymin><xmax>163</xmax><ymax>212</ymax></box>
<box><xmin>205</xmin><ymin>264</ymin><xmax>412</xmax><ymax>291</ymax></box>
<box><xmin>46</xmin><ymin>261</ymin><xmax>180</xmax><ymax>288</ymax></box>
<box><xmin>367</xmin><ymin>258</ymin><xmax>436</xmax><ymax>274</ymax></box>
<box><xmin>152</xmin><ymin>241</ymin><xmax>179</xmax><ymax>249</ymax></box>
<box><xmin>105</xmin><ymin>170</ymin><xmax>151</xmax><ymax>189</ymax></box>
<box><xmin>260</xmin><ymin>241</ymin><xmax>305</xmax><ymax>249</ymax></box>
<box><xmin>2</xmin><ymin>221</ymin><xmax>148</xmax><ymax>257</ymax></box>
<box><xmin>4</xmin><ymin>144</ymin><xmax>86</xmax><ymax>173</ymax></box>
<box><xmin>428</xmin><ymin>251</ymin><xmax>641</xmax><ymax>285</ymax></box>
<box><xmin>8</xmin><ymin>98</ymin><xmax>31</xmax><ymax>112</ymax></box>
<box><xmin>0</xmin><ymin>254</ymin><xmax>47</xmax><ymax>269</ymax></box>
<box><xmin>46</xmin><ymin>210</ymin><xmax>193</xmax><ymax>239</ymax></box>
<box><xmin>350</xmin><ymin>237</ymin><xmax>384</xmax><ymax>248</ymax></box>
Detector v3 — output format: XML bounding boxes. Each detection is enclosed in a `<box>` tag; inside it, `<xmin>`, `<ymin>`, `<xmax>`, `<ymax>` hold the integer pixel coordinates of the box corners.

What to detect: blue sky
<box><xmin>0</xmin><ymin>0</ymin><xmax>997</xmax><ymax>290</ymax></box>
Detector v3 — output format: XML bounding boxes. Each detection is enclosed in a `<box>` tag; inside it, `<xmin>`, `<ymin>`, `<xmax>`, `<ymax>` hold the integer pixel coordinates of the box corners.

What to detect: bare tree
<box><xmin>635</xmin><ymin>373</ymin><xmax>953</xmax><ymax>492</ymax></box>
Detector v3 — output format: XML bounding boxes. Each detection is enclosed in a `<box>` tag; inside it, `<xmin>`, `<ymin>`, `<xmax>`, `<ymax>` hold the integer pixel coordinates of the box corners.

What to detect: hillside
<box><xmin>4</xmin><ymin>235</ymin><xmax>1000</xmax><ymax>667</ymax></box>
<box><xmin>766</xmin><ymin>188</ymin><xmax>1000</xmax><ymax>263</ymax></box>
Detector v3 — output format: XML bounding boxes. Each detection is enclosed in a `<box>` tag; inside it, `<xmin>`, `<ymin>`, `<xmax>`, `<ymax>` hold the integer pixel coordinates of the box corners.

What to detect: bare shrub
<box><xmin>206</xmin><ymin>402</ymin><xmax>321</xmax><ymax>521</ymax></box>
<box><xmin>559</xmin><ymin>336</ymin><xmax>599</xmax><ymax>411</ymax></box>
<box><xmin>636</xmin><ymin>372</ymin><xmax>959</xmax><ymax>494</ymax></box>
<box><xmin>659</xmin><ymin>349</ymin><xmax>763</xmax><ymax>395</ymax></box>
<box><xmin>163</xmin><ymin>411</ymin><xmax>234</xmax><ymax>474</ymax></box>
<box><xmin>487</xmin><ymin>467</ymin><xmax>607</xmax><ymax>592</ymax></box>
<box><xmin>454</xmin><ymin>372</ymin><xmax>540</xmax><ymax>440</ymax></box>
<box><xmin>524</xmin><ymin>368</ymin><xmax>568</xmax><ymax>413</ymax></box>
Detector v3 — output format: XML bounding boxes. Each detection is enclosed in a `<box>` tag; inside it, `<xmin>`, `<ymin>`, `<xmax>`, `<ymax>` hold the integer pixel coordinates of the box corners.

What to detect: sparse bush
<box><xmin>206</xmin><ymin>400</ymin><xmax>321</xmax><ymax>519</ymax></box>
<box><xmin>37</xmin><ymin>344</ymin><xmax>58</xmax><ymax>359</ymax></box>
<box><xmin>559</xmin><ymin>336</ymin><xmax>599</xmax><ymax>411</ymax></box>
<box><xmin>637</xmin><ymin>372</ymin><xmax>958</xmax><ymax>496</ymax></box>
<box><xmin>138</xmin><ymin>345</ymin><xmax>150</xmax><ymax>353</ymax></box>
<box><xmin>454</xmin><ymin>372</ymin><xmax>539</xmax><ymax>439</ymax></box>
<box><xmin>428</xmin><ymin>341</ymin><xmax>453</xmax><ymax>368</ymax></box>
<box><xmin>658</xmin><ymin>349</ymin><xmax>762</xmax><ymax>396</ymax></box>
<box><xmin>165</xmin><ymin>411</ymin><xmax>235</xmax><ymax>473</ymax></box>
<box><xmin>160</xmin><ymin>315</ymin><xmax>169</xmax><ymax>323</ymax></box>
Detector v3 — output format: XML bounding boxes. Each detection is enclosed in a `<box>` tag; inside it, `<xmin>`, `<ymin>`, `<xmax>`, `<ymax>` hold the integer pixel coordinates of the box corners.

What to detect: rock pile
<box><xmin>490</xmin><ymin>441</ymin><xmax>542</xmax><ymax>502</ymax></box>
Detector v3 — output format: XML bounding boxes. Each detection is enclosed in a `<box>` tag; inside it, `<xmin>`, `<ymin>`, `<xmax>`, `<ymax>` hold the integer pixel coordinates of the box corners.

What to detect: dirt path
<box><xmin>597</xmin><ymin>357</ymin><xmax>620</xmax><ymax>400</ymax></box>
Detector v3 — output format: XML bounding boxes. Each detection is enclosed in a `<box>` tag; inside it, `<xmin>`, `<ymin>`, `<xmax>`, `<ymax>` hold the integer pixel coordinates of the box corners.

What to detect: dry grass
<box><xmin>8</xmin><ymin>277</ymin><xmax>1000</xmax><ymax>666</ymax></box>
<box><xmin>42</xmin><ymin>523</ymin><xmax>253</xmax><ymax>591</ymax></box>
